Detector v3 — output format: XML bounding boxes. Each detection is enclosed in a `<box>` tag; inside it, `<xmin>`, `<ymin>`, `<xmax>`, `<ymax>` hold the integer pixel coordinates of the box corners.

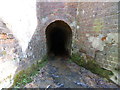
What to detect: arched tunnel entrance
<box><xmin>46</xmin><ymin>20</ymin><xmax>72</xmax><ymax>58</ymax></box>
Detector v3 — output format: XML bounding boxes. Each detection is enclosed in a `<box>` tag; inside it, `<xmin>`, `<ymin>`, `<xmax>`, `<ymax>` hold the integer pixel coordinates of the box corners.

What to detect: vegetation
<box><xmin>12</xmin><ymin>56</ymin><xmax>48</xmax><ymax>88</ymax></box>
<box><xmin>70</xmin><ymin>53</ymin><xmax>114</xmax><ymax>81</ymax></box>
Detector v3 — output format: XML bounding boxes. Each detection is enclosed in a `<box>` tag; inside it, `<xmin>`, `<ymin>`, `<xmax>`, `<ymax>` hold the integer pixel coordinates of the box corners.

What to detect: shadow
<box><xmin>46</xmin><ymin>20</ymin><xmax>72</xmax><ymax>58</ymax></box>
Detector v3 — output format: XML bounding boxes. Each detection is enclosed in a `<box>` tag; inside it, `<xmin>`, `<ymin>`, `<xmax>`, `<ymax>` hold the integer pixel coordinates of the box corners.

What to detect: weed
<box><xmin>12</xmin><ymin>56</ymin><xmax>48</xmax><ymax>88</ymax></box>
<box><xmin>70</xmin><ymin>53</ymin><xmax>113</xmax><ymax>81</ymax></box>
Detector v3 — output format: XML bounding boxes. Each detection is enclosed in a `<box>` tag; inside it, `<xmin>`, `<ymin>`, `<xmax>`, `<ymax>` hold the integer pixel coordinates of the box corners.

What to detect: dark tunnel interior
<box><xmin>49</xmin><ymin>27</ymin><xmax>68</xmax><ymax>56</ymax></box>
<box><xmin>46</xmin><ymin>20</ymin><xmax>72</xmax><ymax>58</ymax></box>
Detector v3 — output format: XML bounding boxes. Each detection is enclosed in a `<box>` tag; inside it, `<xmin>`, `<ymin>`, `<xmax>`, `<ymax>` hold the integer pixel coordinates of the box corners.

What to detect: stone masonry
<box><xmin>0</xmin><ymin>1</ymin><xmax>119</xmax><ymax>88</ymax></box>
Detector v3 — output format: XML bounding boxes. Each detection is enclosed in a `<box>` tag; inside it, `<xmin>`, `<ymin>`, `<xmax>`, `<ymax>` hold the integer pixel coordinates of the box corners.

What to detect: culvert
<box><xmin>45</xmin><ymin>20</ymin><xmax>72</xmax><ymax>58</ymax></box>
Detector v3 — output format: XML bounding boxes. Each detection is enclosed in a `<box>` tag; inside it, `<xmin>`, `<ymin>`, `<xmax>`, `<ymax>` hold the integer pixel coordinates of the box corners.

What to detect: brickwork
<box><xmin>76</xmin><ymin>2</ymin><xmax>119</xmax><ymax>85</ymax></box>
<box><xmin>0</xmin><ymin>1</ymin><xmax>119</xmax><ymax>88</ymax></box>
<box><xmin>0</xmin><ymin>19</ymin><xmax>22</xmax><ymax>88</ymax></box>
<box><xmin>27</xmin><ymin>2</ymin><xmax>119</xmax><ymax>85</ymax></box>
<box><xmin>26</xmin><ymin>2</ymin><xmax>78</xmax><ymax>58</ymax></box>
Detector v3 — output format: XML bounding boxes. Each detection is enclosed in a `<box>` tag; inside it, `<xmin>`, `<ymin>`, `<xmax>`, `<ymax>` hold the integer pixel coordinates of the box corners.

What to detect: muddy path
<box><xmin>25</xmin><ymin>57</ymin><xmax>118</xmax><ymax>88</ymax></box>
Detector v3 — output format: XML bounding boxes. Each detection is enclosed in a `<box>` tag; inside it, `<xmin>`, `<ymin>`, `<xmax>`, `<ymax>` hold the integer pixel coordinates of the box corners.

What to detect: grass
<box><xmin>12</xmin><ymin>56</ymin><xmax>48</xmax><ymax>88</ymax></box>
<box><xmin>70</xmin><ymin>53</ymin><xmax>114</xmax><ymax>81</ymax></box>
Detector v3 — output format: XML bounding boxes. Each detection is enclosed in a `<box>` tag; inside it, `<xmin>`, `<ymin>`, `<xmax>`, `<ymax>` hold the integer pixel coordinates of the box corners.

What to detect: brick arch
<box><xmin>39</xmin><ymin>14</ymin><xmax>77</xmax><ymax>54</ymax></box>
<box><xmin>41</xmin><ymin>14</ymin><xmax>76</xmax><ymax>35</ymax></box>
<box><xmin>45</xmin><ymin>20</ymin><xmax>72</xmax><ymax>58</ymax></box>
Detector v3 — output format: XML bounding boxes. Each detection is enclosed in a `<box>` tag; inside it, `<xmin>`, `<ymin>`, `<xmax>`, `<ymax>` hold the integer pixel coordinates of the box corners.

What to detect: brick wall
<box><xmin>76</xmin><ymin>2</ymin><xmax>119</xmax><ymax>85</ymax></box>
<box><xmin>0</xmin><ymin>1</ymin><xmax>119</xmax><ymax>88</ymax></box>
<box><xmin>0</xmin><ymin>19</ymin><xmax>22</xmax><ymax>88</ymax></box>
<box><xmin>27</xmin><ymin>2</ymin><xmax>119</xmax><ymax>85</ymax></box>
<box><xmin>25</xmin><ymin>2</ymin><xmax>78</xmax><ymax>61</ymax></box>
<box><xmin>16</xmin><ymin>2</ymin><xmax>120</xmax><ymax>86</ymax></box>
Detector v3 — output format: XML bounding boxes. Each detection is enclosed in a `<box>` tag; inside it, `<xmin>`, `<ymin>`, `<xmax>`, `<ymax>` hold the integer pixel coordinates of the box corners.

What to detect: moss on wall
<box><xmin>70</xmin><ymin>53</ymin><xmax>114</xmax><ymax>81</ymax></box>
<box><xmin>12</xmin><ymin>56</ymin><xmax>48</xmax><ymax>88</ymax></box>
<box><xmin>93</xmin><ymin>18</ymin><xmax>104</xmax><ymax>32</ymax></box>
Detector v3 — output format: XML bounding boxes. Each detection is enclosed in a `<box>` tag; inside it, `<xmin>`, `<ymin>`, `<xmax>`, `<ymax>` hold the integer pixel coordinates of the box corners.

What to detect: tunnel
<box><xmin>46</xmin><ymin>20</ymin><xmax>72</xmax><ymax>58</ymax></box>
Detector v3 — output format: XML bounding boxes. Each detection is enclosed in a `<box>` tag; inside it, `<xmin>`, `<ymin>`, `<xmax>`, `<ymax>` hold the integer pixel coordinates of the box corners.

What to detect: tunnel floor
<box><xmin>24</xmin><ymin>58</ymin><xmax>118</xmax><ymax>88</ymax></box>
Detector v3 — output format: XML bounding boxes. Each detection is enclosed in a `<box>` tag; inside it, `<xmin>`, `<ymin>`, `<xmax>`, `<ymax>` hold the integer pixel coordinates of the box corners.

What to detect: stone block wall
<box><xmin>0</xmin><ymin>19</ymin><xmax>22</xmax><ymax>89</ymax></box>
<box><xmin>0</xmin><ymin>1</ymin><xmax>119</xmax><ymax>88</ymax></box>
<box><xmin>30</xmin><ymin>2</ymin><xmax>119</xmax><ymax>85</ymax></box>
<box><xmin>26</xmin><ymin>2</ymin><xmax>78</xmax><ymax>60</ymax></box>
<box><xmin>75</xmin><ymin>2</ymin><xmax>119</xmax><ymax>85</ymax></box>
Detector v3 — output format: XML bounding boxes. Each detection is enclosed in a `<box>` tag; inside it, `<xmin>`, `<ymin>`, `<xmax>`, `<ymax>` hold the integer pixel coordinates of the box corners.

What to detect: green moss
<box><xmin>93</xmin><ymin>18</ymin><xmax>104</xmax><ymax>32</ymax></box>
<box><xmin>70</xmin><ymin>53</ymin><xmax>113</xmax><ymax>81</ymax></box>
<box><xmin>12</xmin><ymin>56</ymin><xmax>48</xmax><ymax>88</ymax></box>
<box><xmin>2</xmin><ymin>51</ymin><xmax>6</xmax><ymax>55</ymax></box>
